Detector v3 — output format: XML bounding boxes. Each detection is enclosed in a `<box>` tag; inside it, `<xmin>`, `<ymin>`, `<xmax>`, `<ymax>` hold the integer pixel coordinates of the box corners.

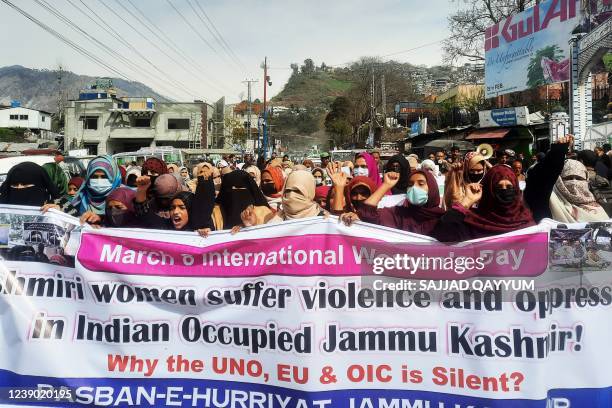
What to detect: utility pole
<box><xmin>262</xmin><ymin>57</ymin><xmax>272</xmax><ymax>159</ymax></box>
<box><xmin>368</xmin><ymin>70</ymin><xmax>375</xmax><ymax>146</ymax></box>
<box><xmin>242</xmin><ymin>79</ymin><xmax>258</xmax><ymax>153</ymax></box>
<box><xmin>57</xmin><ymin>65</ymin><xmax>64</xmax><ymax>129</ymax></box>
<box><xmin>381</xmin><ymin>74</ymin><xmax>386</xmax><ymax>137</ymax></box>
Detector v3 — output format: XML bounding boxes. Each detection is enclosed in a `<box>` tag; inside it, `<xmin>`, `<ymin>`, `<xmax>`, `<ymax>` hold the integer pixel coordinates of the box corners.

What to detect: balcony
<box><xmin>109</xmin><ymin>127</ymin><xmax>155</xmax><ymax>139</ymax></box>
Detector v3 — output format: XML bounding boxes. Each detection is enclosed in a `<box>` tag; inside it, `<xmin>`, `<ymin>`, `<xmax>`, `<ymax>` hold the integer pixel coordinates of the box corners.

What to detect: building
<box><xmin>64</xmin><ymin>86</ymin><xmax>215</xmax><ymax>155</ymax></box>
<box><xmin>395</xmin><ymin>101</ymin><xmax>438</xmax><ymax>127</ymax></box>
<box><xmin>224</xmin><ymin>101</ymin><xmax>262</xmax><ymax>153</ymax></box>
<box><xmin>0</xmin><ymin>105</ymin><xmax>52</xmax><ymax>137</ymax></box>
<box><xmin>436</xmin><ymin>84</ymin><xmax>485</xmax><ymax>107</ymax></box>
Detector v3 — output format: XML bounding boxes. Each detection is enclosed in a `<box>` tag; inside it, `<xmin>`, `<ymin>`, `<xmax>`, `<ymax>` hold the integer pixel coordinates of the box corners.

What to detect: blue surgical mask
<box><xmin>406</xmin><ymin>186</ymin><xmax>428</xmax><ymax>206</ymax></box>
<box><xmin>354</xmin><ymin>167</ymin><xmax>369</xmax><ymax>177</ymax></box>
<box><xmin>89</xmin><ymin>178</ymin><xmax>112</xmax><ymax>194</ymax></box>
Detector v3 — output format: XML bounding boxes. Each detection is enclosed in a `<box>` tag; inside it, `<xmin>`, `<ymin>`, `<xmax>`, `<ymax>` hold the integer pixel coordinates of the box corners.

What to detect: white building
<box><xmin>0</xmin><ymin>106</ymin><xmax>52</xmax><ymax>137</ymax></box>
<box><xmin>64</xmin><ymin>90</ymin><xmax>216</xmax><ymax>155</ymax></box>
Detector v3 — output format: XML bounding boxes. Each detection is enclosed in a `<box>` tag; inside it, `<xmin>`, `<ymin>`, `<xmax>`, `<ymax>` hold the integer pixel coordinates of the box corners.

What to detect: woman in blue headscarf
<box><xmin>71</xmin><ymin>155</ymin><xmax>122</xmax><ymax>224</ymax></box>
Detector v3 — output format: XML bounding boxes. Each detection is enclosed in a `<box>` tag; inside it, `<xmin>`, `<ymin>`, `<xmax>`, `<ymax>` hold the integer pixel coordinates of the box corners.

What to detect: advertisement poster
<box><xmin>485</xmin><ymin>0</ymin><xmax>583</xmax><ymax>98</ymax></box>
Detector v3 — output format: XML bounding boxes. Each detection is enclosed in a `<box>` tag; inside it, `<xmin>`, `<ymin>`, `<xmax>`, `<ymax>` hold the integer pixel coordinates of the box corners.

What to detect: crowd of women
<box><xmin>0</xmin><ymin>133</ymin><xmax>610</xmax><ymax>242</ymax></box>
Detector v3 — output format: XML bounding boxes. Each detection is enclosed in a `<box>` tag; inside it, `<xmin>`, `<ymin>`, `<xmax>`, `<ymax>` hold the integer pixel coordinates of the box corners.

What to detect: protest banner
<box><xmin>0</xmin><ymin>205</ymin><xmax>610</xmax><ymax>407</ymax></box>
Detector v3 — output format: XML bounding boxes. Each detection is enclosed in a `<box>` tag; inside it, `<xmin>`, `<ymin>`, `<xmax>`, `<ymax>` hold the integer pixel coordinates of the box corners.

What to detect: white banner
<box><xmin>0</xmin><ymin>206</ymin><xmax>611</xmax><ymax>407</ymax></box>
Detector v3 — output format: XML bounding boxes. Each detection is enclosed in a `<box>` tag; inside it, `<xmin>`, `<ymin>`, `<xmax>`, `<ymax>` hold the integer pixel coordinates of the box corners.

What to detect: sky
<box><xmin>0</xmin><ymin>0</ymin><xmax>456</xmax><ymax>104</ymax></box>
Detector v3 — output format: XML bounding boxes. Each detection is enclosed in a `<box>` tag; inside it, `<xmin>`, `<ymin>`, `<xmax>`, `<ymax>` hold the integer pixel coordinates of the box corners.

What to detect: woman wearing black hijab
<box><xmin>169</xmin><ymin>191</ymin><xmax>196</xmax><ymax>231</ymax></box>
<box><xmin>0</xmin><ymin>162</ymin><xmax>60</xmax><ymax>206</ymax></box>
<box><xmin>216</xmin><ymin>170</ymin><xmax>269</xmax><ymax>229</ymax></box>
<box><xmin>384</xmin><ymin>154</ymin><xmax>410</xmax><ymax>195</ymax></box>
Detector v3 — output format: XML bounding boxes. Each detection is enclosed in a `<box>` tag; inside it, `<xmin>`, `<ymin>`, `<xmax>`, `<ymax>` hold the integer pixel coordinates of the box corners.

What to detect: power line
<box><xmin>164</xmin><ymin>0</ymin><xmax>242</xmax><ymax>75</ymax></box>
<box><xmin>328</xmin><ymin>39</ymin><xmax>447</xmax><ymax>67</ymax></box>
<box><xmin>95</xmin><ymin>0</ymin><xmax>220</xmax><ymax>100</ymax></box>
<box><xmin>70</xmin><ymin>0</ymin><xmax>200</xmax><ymax>101</ymax></box>
<box><xmin>123</xmin><ymin>0</ymin><xmax>214</xmax><ymax>81</ymax></box>
<box><xmin>193</xmin><ymin>0</ymin><xmax>247</xmax><ymax>71</ymax></box>
<box><xmin>37</xmin><ymin>0</ymin><xmax>188</xmax><ymax>101</ymax></box>
<box><xmin>101</xmin><ymin>0</ymin><xmax>234</xmax><ymax>98</ymax></box>
<box><xmin>123</xmin><ymin>0</ymin><xmax>239</xmax><ymax>96</ymax></box>
<box><xmin>187</xmin><ymin>0</ymin><xmax>247</xmax><ymax>72</ymax></box>
<box><xmin>0</xmin><ymin>0</ymin><xmax>132</xmax><ymax>81</ymax></box>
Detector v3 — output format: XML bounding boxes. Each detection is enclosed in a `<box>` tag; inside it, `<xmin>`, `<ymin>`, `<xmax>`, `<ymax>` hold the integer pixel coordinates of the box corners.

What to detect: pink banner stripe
<box><xmin>77</xmin><ymin>231</ymin><xmax>549</xmax><ymax>278</ymax></box>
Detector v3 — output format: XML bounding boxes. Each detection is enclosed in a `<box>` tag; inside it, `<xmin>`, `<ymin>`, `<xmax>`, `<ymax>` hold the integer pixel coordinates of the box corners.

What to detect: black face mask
<box><xmin>495</xmin><ymin>187</ymin><xmax>516</xmax><ymax>204</ymax></box>
<box><xmin>352</xmin><ymin>199</ymin><xmax>365</xmax><ymax>209</ymax></box>
<box><xmin>468</xmin><ymin>172</ymin><xmax>484</xmax><ymax>183</ymax></box>
<box><xmin>8</xmin><ymin>186</ymin><xmax>48</xmax><ymax>206</ymax></box>
<box><xmin>108</xmin><ymin>208</ymin><xmax>130</xmax><ymax>227</ymax></box>
<box><xmin>261</xmin><ymin>182</ymin><xmax>276</xmax><ymax>196</ymax></box>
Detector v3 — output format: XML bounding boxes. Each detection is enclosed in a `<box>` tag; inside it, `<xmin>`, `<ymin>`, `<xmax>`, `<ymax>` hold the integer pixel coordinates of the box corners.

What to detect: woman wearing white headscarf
<box><xmin>244</xmin><ymin>165</ymin><xmax>261</xmax><ymax>186</ymax></box>
<box><xmin>550</xmin><ymin>159</ymin><xmax>609</xmax><ymax>223</ymax></box>
<box><xmin>240</xmin><ymin>170</ymin><xmax>325</xmax><ymax>227</ymax></box>
<box><xmin>274</xmin><ymin>170</ymin><xmax>326</xmax><ymax>221</ymax></box>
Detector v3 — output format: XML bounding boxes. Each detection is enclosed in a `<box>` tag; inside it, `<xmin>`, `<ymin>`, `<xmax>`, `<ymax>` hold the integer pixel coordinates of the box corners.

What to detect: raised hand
<box><xmin>326</xmin><ymin>162</ymin><xmax>347</xmax><ymax>188</ymax></box>
<box><xmin>383</xmin><ymin>171</ymin><xmax>400</xmax><ymax>188</ymax></box>
<box><xmin>240</xmin><ymin>205</ymin><xmax>257</xmax><ymax>227</ymax></box>
<box><xmin>462</xmin><ymin>183</ymin><xmax>482</xmax><ymax>208</ymax></box>
<box><xmin>557</xmin><ymin>134</ymin><xmax>574</xmax><ymax>145</ymax></box>
<box><xmin>135</xmin><ymin>175</ymin><xmax>152</xmax><ymax>190</ymax></box>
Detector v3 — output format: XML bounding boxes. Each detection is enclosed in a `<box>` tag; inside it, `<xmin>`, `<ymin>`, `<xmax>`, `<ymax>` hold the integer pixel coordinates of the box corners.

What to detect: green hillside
<box><xmin>272</xmin><ymin>70</ymin><xmax>353</xmax><ymax>109</ymax></box>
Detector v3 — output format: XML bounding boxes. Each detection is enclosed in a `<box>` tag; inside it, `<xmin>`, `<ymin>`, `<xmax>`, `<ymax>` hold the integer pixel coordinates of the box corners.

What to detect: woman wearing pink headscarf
<box><xmin>354</xmin><ymin>152</ymin><xmax>386</xmax><ymax>193</ymax></box>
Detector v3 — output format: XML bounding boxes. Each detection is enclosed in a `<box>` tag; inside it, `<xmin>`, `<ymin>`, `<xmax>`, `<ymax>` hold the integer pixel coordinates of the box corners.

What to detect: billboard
<box><xmin>409</xmin><ymin>117</ymin><xmax>428</xmax><ymax>137</ymax></box>
<box><xmin>478</xmin><ymin>106</ymin><xmax>530</xmax><ymax>127</ymax></box>
<box><xmin>485</xmin><ymin>0</ymin><xmax>583</xmax><ymax>98</ymax></box>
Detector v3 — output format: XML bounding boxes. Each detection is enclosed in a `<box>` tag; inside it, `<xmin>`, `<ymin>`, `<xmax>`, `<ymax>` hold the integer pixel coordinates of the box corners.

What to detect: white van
<box><xmin>0</xmin><ymin>156</ymin><xmax>55</xmax><ymax>185</ymax></box>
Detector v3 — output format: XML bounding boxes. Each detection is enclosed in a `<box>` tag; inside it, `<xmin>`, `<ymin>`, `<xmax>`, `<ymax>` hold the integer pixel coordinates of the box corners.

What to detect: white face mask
<box><xmin>354</xmin><ymin>167</ymin><xmax>369</xmax><ymax>177</ymax></box>
<box><xmin>314</xmin><ymin>177</ymin><xmax>323</xmax><ymax>185</ymax></box>
<box><xmin>89</xmin><ymin>178</ymin><xmax>112</xmax><ymax>194</ymax></box>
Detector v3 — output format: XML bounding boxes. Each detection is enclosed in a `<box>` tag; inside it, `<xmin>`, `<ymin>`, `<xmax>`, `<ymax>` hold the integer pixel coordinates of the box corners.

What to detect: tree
<box><xmin>225</xmin><ymin>116</ymin><xmax>246</xmax><ymax>146</ymax></box>
<box><xmin>443</xmin><ymin>0</ymin><xmax>537</xmax><ymax>64</ymax></box>
<box><xmin>290</xmin><ymin>63</ymin><xmax>299</xmax><ymax>76</ymax></box>
<box><xmin>325</xmin><ymin>97</ymin><xmax>354</xmax><ymax>146</ymax></box>
<box><xmin>326</xmin><ymin>119</ymin><xmax>353</xmax><ymax>146</ymax></box>
<box><xmin>301</xmin><ymin>58</ymin><xmax>315</xmax><ymax>75</ymax></box>
<box><xmin>325</xmin><ymin>96</ymin><xmax>352</xmax><ymax>125</ymax></box>
<box><xmin>341</xmin><ymin>57</ymin><xmax>418</xmax><ymax>143</ymax></box>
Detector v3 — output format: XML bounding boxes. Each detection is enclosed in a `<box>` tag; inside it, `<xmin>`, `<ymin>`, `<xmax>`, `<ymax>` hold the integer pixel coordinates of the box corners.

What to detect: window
<box><xmin>167</xmin><ymin>118</ymin><xmax>189</xmax><ymax>130</ymax></box>
<box><xmin>42</xmin><ymin>116</ymin><xmax>46</xmax><ymax>122</ymax></box>
<box><xmin>9</xmin><ymin>114</ymin><xmax>18</xmax><ymax>120</ymax></box>
<box><xmin>82</xmin><ymin>116</ymin><xmax>98</xmax><ymax>130</ymax></box>
<box><xmin>133</xmin><ymin>118</ymin><xmax>151</xmax><ymax>128</ymax></box>
<box><xmin>83</xmin><ymin>143</ymin><xmax>99</xmax><ymax>155</ymax></box>
<box><xmin>19</xmin><ymin>115</ymin><xmax>28</xmax><ymax>120</ymax></box>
